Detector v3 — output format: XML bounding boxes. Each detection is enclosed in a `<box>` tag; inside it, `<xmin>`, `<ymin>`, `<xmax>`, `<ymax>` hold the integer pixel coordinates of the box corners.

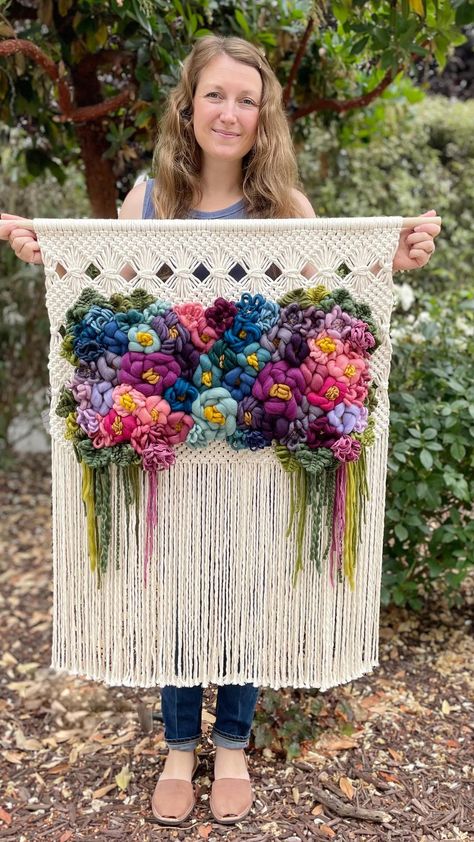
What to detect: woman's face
<box><xmin>192</xmin><ymin>54</ymin><xmax>262</xmax><ymax>164</ymax></box>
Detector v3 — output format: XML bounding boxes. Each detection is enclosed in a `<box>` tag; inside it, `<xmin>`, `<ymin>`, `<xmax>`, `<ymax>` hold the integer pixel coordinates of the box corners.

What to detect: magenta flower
<box><xmin>347</xmin><ymin>320</ymin><xmax>376</xmax><ymax>354</ymax></box>
<box><xmin>161</xmin><ymin>411</ymin><xmax>194</xmax><ymax>445</ymax></box>
<box><xmin>118</xmin><ymin>351</ymin><xmax>181</xmax><ymax>397</ymax></box>
<box><xmin>331</xmin><ymin>435</ymin><xmax>362</xmax><ymax>462</ymax></box>
<box><xmin>99</xmin><ymin>410</ymin><xmax>137</xmax><ymax>445</ymax></box>
<box><xmin>252</xmin><ymin>361</ymin><xmax>305</xmax><ymax>420</ymax></box>
<box><xmin>142</xmin><ymin>441</ymin><xmax>176</xmax><ymax>472</ymax></box>
<box><xmin>307</xmin><ymin>376</ymin><xmax>348</xmax><ymax>411</ymax></box>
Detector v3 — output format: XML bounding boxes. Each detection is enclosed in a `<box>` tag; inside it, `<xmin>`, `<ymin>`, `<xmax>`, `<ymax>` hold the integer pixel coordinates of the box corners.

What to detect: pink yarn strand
<box><xmin>329</xmin><ymin>463</ymin><xmax>347</xmax><ymax>588</ymax></box>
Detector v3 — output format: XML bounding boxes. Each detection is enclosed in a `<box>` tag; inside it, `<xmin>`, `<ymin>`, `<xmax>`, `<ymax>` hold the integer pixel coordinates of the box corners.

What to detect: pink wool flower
<box><xmin>99</xmin><ymin>410</ymin><xmax>137</xmax><ymax>445</ymax></box>
<box><xmin>134</xmin><ymin>395</ymin><xmax>171</xmax><ymax>427</ymax></box>
<box><xmin>326</xmin><ymin>352</ymin><xmax>367</xmax><ymax>386</ymax></box>
<box><xmin>161</xmin><ymin>411</ymin><xmax>194</xmax><ymax>445</ymax></box>
<box><xmin>173</xmin><ymin>302</ymin><xmax>217</xmax><ymax>351</ymax></box>
<box><xmin>331</xmin><ymin>435</ymin><xmax>362</xmax><ymax>462</ymax></box>
<box><xmin>307</xmin><ymin>332</ymin><xmax>344</xmax><ymax>364</ymax></box>
<box><xmin>307</xmin><ymin>376</ymin><xmax>348</xmax><ymax>411</ymax></box>
<box><xmin>344</xmin><ymin>383</ymin><xmax>369</xmax><ymax>407</ymax></box>
<box><xmin>131</xmin><ymin>422</ymin><xmax>170</xmax><ymax>454</ymax></box>
<box><xmin>112</xmin><ymin>384</ymin><xmax>146</xmax><ymax>417</ymax></box>
<box><xmin>142</xmin><ymin>441</ymin><xmax>176</xmax><ymax>472</ymax></box>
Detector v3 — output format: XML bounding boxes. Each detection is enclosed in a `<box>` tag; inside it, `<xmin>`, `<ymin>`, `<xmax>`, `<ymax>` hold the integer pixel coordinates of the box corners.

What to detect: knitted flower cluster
<box><xmin>57</xmin><ymin>285</ymin><xmax>380</xmax><ymax>471</ymax></box>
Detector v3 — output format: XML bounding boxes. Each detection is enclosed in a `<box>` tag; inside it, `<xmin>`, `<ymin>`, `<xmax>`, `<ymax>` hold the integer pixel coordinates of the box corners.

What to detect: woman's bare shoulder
<box><xmin>118</xmin><ymin>180</ymin><xmax>149</xmax><ymax>220</ymax></box>
<box><xmin>290</xmin><ymin>188</ymin><xmax>317</xmax><ymax>218</ymax></box>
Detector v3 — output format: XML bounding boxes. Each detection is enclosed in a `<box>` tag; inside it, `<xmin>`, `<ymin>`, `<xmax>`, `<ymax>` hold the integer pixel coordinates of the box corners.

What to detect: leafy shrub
<box><xmin>383</xmin><ymin>284</ymin><xmax>474</xmax><ymax>610</ymax></box>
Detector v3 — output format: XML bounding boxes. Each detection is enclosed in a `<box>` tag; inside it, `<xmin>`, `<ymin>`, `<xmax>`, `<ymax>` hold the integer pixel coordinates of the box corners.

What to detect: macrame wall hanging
<box><xmin>34</xmin><ymin>215</ymin><xmax>404</xmax><ymax>691</ymax></box>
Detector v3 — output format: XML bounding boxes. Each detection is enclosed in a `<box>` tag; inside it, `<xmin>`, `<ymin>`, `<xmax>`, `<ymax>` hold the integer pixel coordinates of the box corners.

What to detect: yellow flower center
<box><xmin>136</xmin><ymin>331</ymin><xmax>154</xmax><ymax>347</ymax></box>
<box><xmin>344</xmin><ymin>364</ymin><xmax>356</xmax><ymax>378</ymax></box>
<box><xmin>316</xmin><ymin>336</ymin><xmax>336</xmax><ymax>353</ymax></box>
<box><xmin>150</xmin><ymin>408</ymin><xmax>159</xmax><ymax>422</ymax></box>
<box><xmin>244</xmin><ymin>411</ymin><xmax>252</xmax><ymax>426</ymax></box>
<box><xmin>202</xmin><ymin>371</ymin><xmax>212</xmax><ymax>387</ymax></box>
<box><xmin>120</xmin><ymin>393</ymin><xmax>136</xmax><ymax>411</ymax></box>
<box><xmin>238</xmin><ymin>329</ymin><xmax>247</xmax><ymax>339</ymax></box>
<box><xmin>269</xmin><ymin>384</ymin><xmax>292</xmax><ymax>401</ymax></box>
<box><xmin>246</xmin><ymin>353</ymin><xmax>258</xmax><ymax>370</ymax></box>
<box><xmin>174</xmin><ymin>421</ymin><xmax>183</xmax><ymax>432</ymax></box>
<box><xmin>142</xmin><ymin>368</ymin><xmax>160</xmax><ymax>384</ymax></box>
<box><xmin>218</xmin><ymin>354</ymin><xmax>225</xmax><ymax>369</ymax></box>
<box><xmin>200</xmin><ymin>333</ymin><xmax>210</xmax><ymax>342</ymax></box>
<box><xmin>112</xmin><ymin>416</ymin><xmax>123</xmax><ymax>435</ymax></box>
<box><xmin>168</xmin><ymin>326</ymin><xmax>178</xmax><ymax>339</ymax></box>
<box><xmin>325</xmin><ymin>386</ymin><xmax>340</xmax><ymax>400</ymax></box>
<box><xmin>203</xmin><ymin>405</ymin><xmax>226</xmax><ymax>425</ymax></box>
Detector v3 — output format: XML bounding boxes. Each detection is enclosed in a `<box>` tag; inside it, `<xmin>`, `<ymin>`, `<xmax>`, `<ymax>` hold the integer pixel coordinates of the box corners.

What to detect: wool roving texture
<box><xmin>35</xmin><ymin>216</ymin><xmax>402</xmax><ymax>690</ymax></box>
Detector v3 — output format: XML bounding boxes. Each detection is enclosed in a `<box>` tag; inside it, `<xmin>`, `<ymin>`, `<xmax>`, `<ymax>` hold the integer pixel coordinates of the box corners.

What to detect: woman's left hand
<box><xmin>393</xmin><ymin>209</ymin><xmax>441</xmax><ymax>272</ymax></box>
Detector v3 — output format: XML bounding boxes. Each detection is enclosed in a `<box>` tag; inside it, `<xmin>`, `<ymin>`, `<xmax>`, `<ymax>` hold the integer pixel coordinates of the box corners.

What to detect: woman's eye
<box><xmin>206</xmin><ymin>93</ymin><xmax>256</xmax><ymax>106</ymax></box>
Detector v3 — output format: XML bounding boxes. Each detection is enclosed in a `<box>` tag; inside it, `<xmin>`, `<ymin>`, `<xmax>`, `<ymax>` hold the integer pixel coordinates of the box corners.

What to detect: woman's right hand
<box><xmin>0</xmin><ymin>213</ymin><xmax>43</xmax><ymax>264</ymax></box>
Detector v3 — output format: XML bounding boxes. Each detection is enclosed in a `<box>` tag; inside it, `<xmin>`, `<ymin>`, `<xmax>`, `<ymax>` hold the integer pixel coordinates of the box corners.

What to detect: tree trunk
<box><xmin>75</xmin><ymin>122</ymin><xmax>118</xmax><ymax>218</ymax></box>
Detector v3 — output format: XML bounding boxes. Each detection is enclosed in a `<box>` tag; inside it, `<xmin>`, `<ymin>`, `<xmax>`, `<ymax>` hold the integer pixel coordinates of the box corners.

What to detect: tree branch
<box><xmin>288</xmin><ymin>69</ymin><xmax>395</xmax><ymax>122</ymax></box>
<box><xmin>282</xmin><ymin>16</ymin><xmax>315</xmax><ymax>108</ymax></box>
<box><xmin>0</xmin><ymin>38</ymin><xmax>135</xmax><ymax>123</ymax></box>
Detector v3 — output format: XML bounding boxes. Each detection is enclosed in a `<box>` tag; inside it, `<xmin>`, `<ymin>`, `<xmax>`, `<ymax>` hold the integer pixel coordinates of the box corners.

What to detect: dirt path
<box><xmin>0</xmin><ymin>457</ymin><xmax>472</xmax><ymax>841</ymax></box>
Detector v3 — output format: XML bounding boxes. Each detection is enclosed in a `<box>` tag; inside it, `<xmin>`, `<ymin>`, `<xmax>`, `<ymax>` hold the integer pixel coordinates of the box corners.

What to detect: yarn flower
<box><xmin>90</xmin><ymin>381</ymin><xmax>114</xmax><ymax>416</ymax></box>
<box><xmin>71</xmin><ymin>381</ymin><xmax>91</xmax><ymax>410</ymax></box>
<box><xmin>118</xmin><ymin>351</ymin><xmax>181</xmax><ymax>397</ymax></box>
<box><xmin>307</xmin><ymin>376</ymin><xmax>348</xmax><ymax>411</ymax></box>
<box><xmin>280</xmin><ymin>418</ymin><xmax>309</xmax><ymax>451</ymax></box>
<box><xmin>331</xmin><ymin>435</ymin><xmax>362</xmax><ymax>462</ymax></box>
<box><xmin>164</xmin><ymin>377</ymin><xmax>199</xmax><ymax>413</ymax></box>
<box><xmin>131</xmin><ymin>422</ymin><xmax>172</xmax><ymax>454</ymax></box>
<box><xmin>236</xmin><ymin>396</ymin><xmax>265</xmax><ymax>431</ymax></box>
<box><xmin>173</xmin><ymin>342</ymin><xmax>201</xmax><ymax>380</ymax></box>
<box><xmin>76</xmin><ymin>408</ymin><xmax>101</xmax><ymax>435</ymax></box>
<box><xmin>327</xmin><ymin>402</ymin><xmax>365</xmax><ymax>435</ymax></box>
<box><xmin>205</xmin><ymin>297</ymin><xmax>238</xmax><ymax>336</ymax></box>
<box><xmin>142</xmin><ymin>441</ymin><xmax>176</xmax><ymax>472</ymax></box>
<box><xmin>235</xmin><ymin>293</ymin><xmax>280</xmax><ymax>331</ymax></box>
<box><xmin>222</xmin><ymin>367</ymin><xmax>255</xmax><ymax>401</ymax></box>
<box><xmin>308</xmin><ymin>332</ymin><xmax>344</xmax><ymax>364</ymax></box>
<box><xmin>95</xmin><ymin>351</ymin><xmax>121</xmax><ymax>384</ymax></box>
<box><xmin>128</xmin><ymin>323</ymin><xmax>161</xmax><ymax>354</ymax></box>
<box><xmin>73</xmin><ymin>325</ymin><xmax>106</xmax><ymax>362</ymax></box>
<box><xmin>252</xmin><ymin>361</ymin><xmax>305</xmax><ymax>421</ymax></box>
<box><xmin>134</xmin><ymin>395</ymin><xmax>171</xmax><ymax>427</ymax></box>
<box><xmin>142</xmin><ymin>300</ymin><xmax>173</xmax><ymax>321</ymax></box>
<box><xmin>161</xmin><ymin>411</ymin><xmax>194</xmax><ymax>445</ymax></box>
<box><xmin>347</xmin><ymin>319</ymin><xmax>376</xmax><ymax>354</ymax></box>
<box><xmin>327</xmin><ymin>352</ymin><xmax>367</xmax><ymax>386</ymax></box>
<box><xmin>82</xmin><ymin>305</ymin><xmax>115</xmax><ymax>333</ymax></box>
<box><xmin>191</xmin><ymin>387</ymin><xmax>238</xmax><ymax>441</ymax></box>
<box><xmin>207</xmin><ymin>339</ymin><xmax>238</xmax><ymax>373</ymax></box>
<box><xmin>99</xmin><ymin>410</ymin><xmax>137</xmax><ymax>445</ymax></box>
<box><xmin>236</xmin><ymin>342</ymin><xmax>271</xmax><ymax>377</ymax></box>
<box><xmin>322</xmin><ymin>305</ymin><xmax>355</xmax><ymax>340</ymax></box>
<box><xmin>193</xmin><ymin>354</ymin><xmax>223</xmax><ymax>391</ymax></box>
<box><xmin>112</xmin><ymin>384</ymin><xmax>146</xmax><ymax>417</ymax></box>
<box><xmin>150</xmin><ymin>310</ymin><xmax>190</xmax><ymax>355</ymax></box>
<box><xmin>174</xmin><ymin>302</ymin><xmax>217</xmax><ymax>351</ymax></box>
<box><xmin>224</xmin><ymin>314</ymin><xmax>262</xmax><ymax>352</ymax></box>
<box><xmin>99</xmin><ymin>319</ymin><xmax>129</xmax><ymax>356</ymax></box>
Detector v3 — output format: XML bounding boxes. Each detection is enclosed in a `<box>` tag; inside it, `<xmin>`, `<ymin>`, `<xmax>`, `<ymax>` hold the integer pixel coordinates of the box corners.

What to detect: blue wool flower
<box><xmin>222</xmin><ymin>366</ymin><xmax>255</xmax><ymax>401</ymax></box>
<box><xmin>193</xmin><ymin>354</ymin><xmax>223</xmax><ymax>392</ymax></box>
<box><xmin>100</xmin><ymin>319</ymin><xmax>129</xmax><ymax>355</ymax></box>
<box><xmin>228</xmin><ymin>429</ymin><xmax>270</xmax><ymax>451</ymax></box>
<box><xmin>164</xmin><ymin>378</ymin><xmax>199</xmax><ymax>413</ymax></box>
<box><xmin>236</xmin><ymin>342</ymin><xmax>271</xmax><ymax>377</ymax></box>
<box><xmin>143</xmin><ymin>300</ymin><xmax>173</xmax><ymax>322</ymax></box>
<box><xmin>128</xmin><ymin>323</ymin><xmax>161</xmax><ymax>354</ymax></box>
<box><xmin>224</xmin><ymin>314</ymin><xmax>262</xmax><ymax>352</ymax></box>
<box><xmin>82</xmin><ymin>305</ymin><xmax>115</xmax><ymax>333</ymax></box>
<box><xmin>185</xmin><ymin>420</ymin><xmax>209</xmax><ymax>448</ymax></box>
<box><xmin>73</xmin><ymin>325</ymin><xmax>106</xmax><ymax>362</ymax></box>
<box><xmin>191</xmin><ymin>387</ymin><xmax>237</xmax><ymax>441</ymax></box>
<box><xmin>115</xmin><ymin>308</ymin><xmax>144</xmax><ymax>329</ymax></box>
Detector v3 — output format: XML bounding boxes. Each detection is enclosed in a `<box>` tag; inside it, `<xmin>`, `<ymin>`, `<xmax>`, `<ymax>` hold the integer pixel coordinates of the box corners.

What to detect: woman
<box><xmin>0</xmin><ymin>34</ymin><xmax>440</xmax><ymax>827</ymax></box>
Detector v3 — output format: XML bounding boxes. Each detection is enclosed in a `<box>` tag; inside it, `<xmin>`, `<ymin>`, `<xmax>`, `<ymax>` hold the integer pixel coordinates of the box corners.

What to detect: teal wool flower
<box><xmin>128</xmin><ymin>323</ymin><xmax>161</xmax><ymax>354</ymax></box>
<box><xmin>191</xmin><ymin>387</ymin><xmax>238</xmax><ymax>442</ymax></box>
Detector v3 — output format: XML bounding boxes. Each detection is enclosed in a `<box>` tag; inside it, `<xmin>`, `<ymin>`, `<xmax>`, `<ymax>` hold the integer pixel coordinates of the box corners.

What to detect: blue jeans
<box><xmin>161</xmin><ymin>683</ymin><xmax>261</xmax><ymax>750</ymax></box>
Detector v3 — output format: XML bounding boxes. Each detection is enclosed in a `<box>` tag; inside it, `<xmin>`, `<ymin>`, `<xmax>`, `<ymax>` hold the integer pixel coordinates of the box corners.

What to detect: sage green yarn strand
<box><xmin>308</xmin><ymin>472</ymin><xmax>324</xmax><ymax>573</ymax></box>
<box><xmin>94</xmin><ymin>466</ymin><xmax>111</xmax><ymax>576</ymax></box>
<box><xmin>292</xmin><ymin>467</ymin><xmax>308</xmax><ymax>588</ymax></box>
<box><xmin>286</xmin><ymin>470</ymin><xmax>297</xmax><ymax>538</ymax></box>
<box><xmin>321</xmin><ymin>468</ymin><xmax>336</xmax><ymax>564</ymax></box>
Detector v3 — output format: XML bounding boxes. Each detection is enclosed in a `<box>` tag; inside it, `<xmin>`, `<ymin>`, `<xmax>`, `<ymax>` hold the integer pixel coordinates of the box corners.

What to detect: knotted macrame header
<box><xmin>35</xmin><ymin>216</ymin><xmax>402</xmax><ymax>690</ymax></box>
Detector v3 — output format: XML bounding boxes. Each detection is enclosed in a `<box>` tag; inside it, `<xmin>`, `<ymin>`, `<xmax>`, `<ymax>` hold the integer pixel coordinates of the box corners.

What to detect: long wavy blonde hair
<box><xmin>152</xmin><ymin>34</ymin><xmax>305</xmax><ymax>219</ymax></box>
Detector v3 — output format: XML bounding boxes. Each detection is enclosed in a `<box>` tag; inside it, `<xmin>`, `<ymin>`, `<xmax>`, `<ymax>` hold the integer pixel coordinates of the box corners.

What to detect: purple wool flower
<box><xmin>252</xmin><ymin>361</ymin><xmax>305</xmax><ymax>421</ymax></box>
<box><xmin>306</xmin><ymin>414</ymin><xmax>339</xmax><ymax>449</ymax></box>
<box><xmin>331</xmin><ymin>435</ymin><xmax>362</xmax><ymax>462</ymax></box>
<box><xmin>347</xmin><ymin>320</ymin><xmax>376</xmax><ymax>354</ymax></box>
<box><xmin>71</xmin><ymin>381</ymin><xmax>91</xmax><ymax>410</ymax></box>
<box><xmin>205</xmin><ymin>298</ymin><xmax>238</xmax><ymax>336</ymax></box>
<box><xmin>173</xmin><ymin>341</ymin><xmax>200</xmax><ymax>381</ymax></box>
<box><xmin>77</xmin><ymin>408</ymin><xmax>101</xmax><ymax>435</ymax></box>
<box><xmin>150</xmin><ymin>310</ymin><xmax>190</xmax><ymax>354</ymax></box>
<box><xmin>90</xmin><ymin>381</ymin><xmax>114</xmax><ymax>416</ymax></box>
<box><xmin>236</xmin><ymin>396</ymin><xmax>265</xmax><ymax>430</ymax></box>
<box><xmin>280</xmin><ymin>419</ymin><xmax>308</xmax><ymax>451</ymax></box>
<box><xmin>118</xmin><ymin>351</ymin><xmax>181</xmax><ymax>397</ymax></box>
<box><xmin>323</xmin><ymin>305</ymin><xmax>355</xmax><ymax>341</ymax></box>
<box><xmin>327</xmin><ymin>402</ymin><xmax>363</xmax><ymax>435</ymax></box>
<box><xmin>96</xmin><ymin>351</ymin><xmax>121</xmax><ymax>384</ymax></box>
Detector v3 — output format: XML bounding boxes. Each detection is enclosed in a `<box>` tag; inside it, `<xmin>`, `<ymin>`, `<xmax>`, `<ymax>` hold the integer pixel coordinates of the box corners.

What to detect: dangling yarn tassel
<box><xmin>343</xmin><ymin>460</ymin><xmax>357</xmax><ymax>590</ymax></box>
<box><xmin>81</xmin><ymin>463</ymin><xmax>98</xmax><ymax>574</ymax></box>
<box><xmin>94</xmin><ymin>465</ymin><xmax>112</xmax><ymax>577</ymax></box>
<box><xmin>291</xmin><ymin>466</ymin><xmax>308</xmax><ymax>588</ymax></box>
<box><xmin>329</xmin><ymin>462</ymin><xmax>347</xmax><ymax>588</ymax></box>
<box><xmin>144</xmin><ymin>469</ymin><xmax>158</xmax><ymax>587</ymax></box>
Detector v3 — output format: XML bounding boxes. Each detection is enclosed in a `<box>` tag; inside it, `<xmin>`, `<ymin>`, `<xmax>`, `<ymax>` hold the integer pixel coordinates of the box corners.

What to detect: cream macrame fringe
<box><xmin>36</xmin><ymin>215</ymin><xmax>401</xmax><ymax>690</ymax></box>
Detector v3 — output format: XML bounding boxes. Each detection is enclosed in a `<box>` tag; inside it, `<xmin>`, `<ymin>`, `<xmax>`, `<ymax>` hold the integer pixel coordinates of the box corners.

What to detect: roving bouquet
<box><xmin>56</xmin><ymin>283</ymin><xmax>379</xmax><ymax>589</ymax></box>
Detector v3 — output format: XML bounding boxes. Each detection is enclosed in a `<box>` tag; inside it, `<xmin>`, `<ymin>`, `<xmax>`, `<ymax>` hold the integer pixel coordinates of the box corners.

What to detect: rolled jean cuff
<box><xmin>166</xmin><ymin>736</ymin><xmax>200</xmax><ymax>751</ymax></box>
<box><xmin>211</xmin><ymin>727</ymin><xmax>250</xmax><ymax>749</ymax></box>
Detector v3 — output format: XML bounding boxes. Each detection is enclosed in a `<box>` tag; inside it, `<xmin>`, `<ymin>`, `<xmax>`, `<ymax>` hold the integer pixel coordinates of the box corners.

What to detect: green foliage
<box><xmin>0</xmin><ymin>1</ymin><xmax>466</xmax><ymax>204</ymax></box>
<box><xmin>383</xmin><ymin>285</ymin><xmax>474</xmax><ymax>611</ymax></box>
<box><xmin>251</xmin><ymin>688</ymin><xmax>324</xmax><ymax>760</ymax></box>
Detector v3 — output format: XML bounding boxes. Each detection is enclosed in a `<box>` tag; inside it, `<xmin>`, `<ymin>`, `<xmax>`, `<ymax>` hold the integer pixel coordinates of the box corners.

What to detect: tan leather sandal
<box><xmin>151</xmin><ymin>749</ymin><xmax>200</xmax><ymax>825</ymax></box>
<box><xmin>210</xmin><ymin>750</ymin><xmax>253</xmax><ymax>824</ymax></box>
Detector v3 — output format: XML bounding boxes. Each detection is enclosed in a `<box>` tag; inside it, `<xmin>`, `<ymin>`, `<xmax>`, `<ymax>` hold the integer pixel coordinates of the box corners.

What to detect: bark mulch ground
<box><xmin>0</xmin><ymin>456</ymin><xmax>472</xmax><ymax>842</ymax></box>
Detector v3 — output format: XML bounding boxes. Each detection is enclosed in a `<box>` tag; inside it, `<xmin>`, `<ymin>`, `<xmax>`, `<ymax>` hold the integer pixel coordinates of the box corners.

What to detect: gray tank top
<box><xmin>142</xmin><ymin>177</ymin><xmax>248</xmax><ymax>220</ymax></box>
<box><xmin>141</xmin><ymin>177</ymin><xmax>248</xmax><ymax>282</ymax></box>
